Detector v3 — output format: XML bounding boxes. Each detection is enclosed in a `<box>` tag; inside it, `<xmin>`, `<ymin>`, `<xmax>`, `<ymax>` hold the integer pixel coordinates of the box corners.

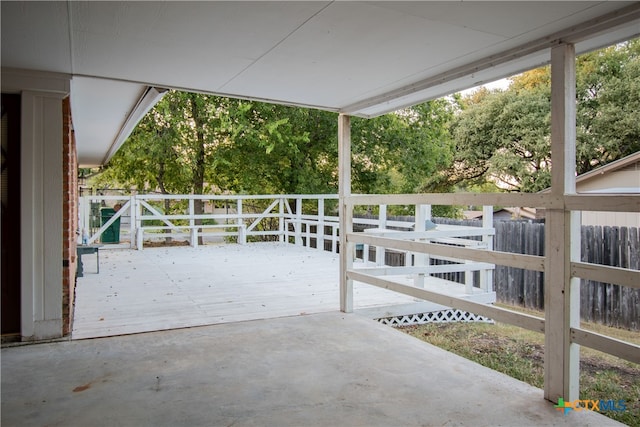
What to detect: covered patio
<box><xmin>2</xmin><ymin>2</ymin><xmax>639</xmax><ymax>423</ymax></box>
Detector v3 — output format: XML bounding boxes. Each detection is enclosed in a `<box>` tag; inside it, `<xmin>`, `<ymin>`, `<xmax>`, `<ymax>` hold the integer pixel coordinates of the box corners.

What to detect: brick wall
<box><xmin>62</xmin><ymin>97</ymin><xmax>78</xmax><ymax>336</ymax></box>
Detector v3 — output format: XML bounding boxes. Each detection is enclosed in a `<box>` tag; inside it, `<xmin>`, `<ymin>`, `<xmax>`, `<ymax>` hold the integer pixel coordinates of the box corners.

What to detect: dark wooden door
<box><xmin>1</xmin><ymin>93</ymin><xmax>21</xmax><ymax>337</ymax></box>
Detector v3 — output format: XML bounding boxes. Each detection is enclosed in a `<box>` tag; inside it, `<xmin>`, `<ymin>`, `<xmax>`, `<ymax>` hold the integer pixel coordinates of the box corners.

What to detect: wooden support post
<box><xmin>545</xmin><ymin>43</ymin><xmax>580</xmax><ymax>404</ymax></box>
<box><xmin>339</xmin><ymin>114</ymin><xmax>353</xmax><ymax>313</ymax></box>
<box><xmin>481</xmin><ymin>205</ymin><xmax>494</xmax><ymax>292</ymax></box>
<box><xmin>237</xmin><ymin>199</ymin><xmax>245</xmax><ymax>244</ymax></box>
<box><xmin>295</xmin><ymin>197</ymin><xmax>303</xmax><ymax>246</ymax></box>
<box><xmin>413</xmin><ymin>204</ymin><xmax>429</xmax><ymax>288</ymax></box>
<box><xmin>238</xmin><ymin>224</ymin><xmax>246</xmax><ymax>245</ymax></box>
<box><xmin>79</xmin><ymin>196</ymin><xmax>90</xmax><ymax>244</ymax></box>
<box><xmin>317</xmin><ymin>198</ymin><xmax>325</xmax><ymax>251</ymax></box>
<box><xmin>129</xmin><ymin>195</ymin><xmax>137</xmax><ymax>249</ymax></box>
<box><xmin>464</xmin><ymin>204</ymin><xmax>474</xmax><ymax>294</ymax></box>
<box><xmin>189</xmin><ymin>198</ymin><xmax>197</xmax><ymax>248</ymax></box>
<box><xmin>278</xmin><ymin>198</ymin><xmax>285</xmax><ymax>243</ymax></box>
<box><xmin>331</xmin><ymin>225</ymin><xmax>338</xmax><ymax>254</ymax></box>
<box><xmin>376</xmin><ymin>204</ymin><xmax>387</xmax><ymax>265</ymax></box>
<box><xmin>136</xmin><ymin>197</ymin><xmax>144</xmax><ymax>250</ymax></box>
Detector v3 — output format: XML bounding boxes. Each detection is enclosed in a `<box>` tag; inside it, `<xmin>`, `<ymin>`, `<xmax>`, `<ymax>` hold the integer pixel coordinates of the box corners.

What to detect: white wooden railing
<box><xmin>343</xmin><ymin>192</ymin><xmax>640</xmax><ymax>369</ymax></box>
<box><xmin>78</xmin><ymin>191</ymin><xmax>639</xmax><ymax>382</ymax></box>
<box><xmin>79</xmin><ymin>194</ymin><xmax>341</xmax><ymax>250</ymax></box>
<box><xmin>79</xmin><ymin>193</ymin><xmax>496</xmax><ymax>294</ymax></box>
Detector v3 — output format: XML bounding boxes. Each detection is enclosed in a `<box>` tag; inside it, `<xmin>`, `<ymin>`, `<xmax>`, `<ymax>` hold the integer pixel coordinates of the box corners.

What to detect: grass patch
<box><xmin>397</xmin><ymin>321</ymin><xmax>639</xmax><ymax>426</ymax></box>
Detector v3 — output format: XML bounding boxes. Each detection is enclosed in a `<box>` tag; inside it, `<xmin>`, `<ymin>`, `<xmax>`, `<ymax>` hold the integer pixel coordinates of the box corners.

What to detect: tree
<box><xmin>350</xmin><ymin>100</ymin><xmax>458</xmax><ymax>216</ymax></box>
<box><xmin>94</xmin><ymin>96</ymin><xmax>191</xmax><ymax>195</ymax></box>
<box><xmin>576</xmin><ymin>39</ymin><xmax>640</xmax><ymax>173</ymax></box>
<box><xmin>213</xmin><ymin>103</ymin><xmax>337</xmax><ymax>195</ymax></box>
<box><xmin>95</xmin><ymin>90</ymin><xmax>457</xmax><ymax>223</ymax></box>
<box><xmin>441</xmin><ymin>38</ymin><xmax>640</xmax><ymax>192</ymax></box>
<box><xmin>351</xmin><ymin>99</ymin><xmax>455</xmax><ymax>195</ymax></box>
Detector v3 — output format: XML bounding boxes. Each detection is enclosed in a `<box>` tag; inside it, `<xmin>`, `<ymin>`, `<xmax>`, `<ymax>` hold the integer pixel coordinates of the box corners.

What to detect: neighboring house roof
<box><xmin>576</xmin><ymin>151</ymin><xmax>640</xmax><ymax>192</ymax></box>
<box><xmin>463</xmin><ymin>211</ymin><xmax>485</xmax><ymax>220</ymax></box>
<box><xmin>535</xmin><ymin>151</ymin><xmax>639</xmax><ymax>226</ymax></box>
<box><xmin>539</xmin><ymin>151</ymin><xmax>640</xmax><ymax>194</ymax></box>
<box><xmin>464</xmin><ymin>207</ymin><xmax>537</xmax><ymax>221</ymax></box>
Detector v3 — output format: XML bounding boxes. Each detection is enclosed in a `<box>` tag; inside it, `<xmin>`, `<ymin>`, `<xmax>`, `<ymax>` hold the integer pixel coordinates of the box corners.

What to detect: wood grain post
<box><xmin>545</xmin><ymin>43</ymin><xmax>580</xmax><ymax>403</ymax></box>
<box><xmin>339</xmin><ymin>114</ymin><xmax>353</xmax><ymax>312</ymax></box>
<box><xmin>413</xmin><ymin>204</ymin><xmax>429</xmax><ymax>288</ymax></box>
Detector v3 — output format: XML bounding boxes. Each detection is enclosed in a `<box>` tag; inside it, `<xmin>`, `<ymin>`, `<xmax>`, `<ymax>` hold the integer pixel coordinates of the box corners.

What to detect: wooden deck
<box><xmin>73</xmin><ymin>243</ymin><xmax>409</xmax><ymax>338</ymax></box>
<box><xmin>72</xmin><ymin>242</ymin><xmax>491</xmax><ymax>339</ymax></box>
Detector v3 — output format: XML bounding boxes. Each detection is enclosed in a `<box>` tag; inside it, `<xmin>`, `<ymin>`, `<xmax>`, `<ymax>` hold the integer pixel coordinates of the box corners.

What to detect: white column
<box><xmin>545</xmin><ymin>43</ymin><xmax>580</xmax><ymax>403</ymax></box>
<box><xmin>189</xmin><ymin>198</ymin><xmax>197</xmax><ymax>248</ymax></box>
<box><xmin>413</xmin><ymin>204</ymin><xmax>430</xmax><ymax>288</ymax></box>
<box><xmin>295</xmin><ymin>197</ymin><xmax>303</xmax><ymax>246</ymax></box>
<box><xmin>136</xmin><ymin>197</ymin><xmax>144</xmax><ymax>250</ymax></box>
<box><xmin>339</xmin><ymin>114</ymin><xmax>353</xmax><ymax>313</ymax></box>
<box><xmin>129</xmin><ymin>195</ymin><xmax>137</xmax><ymax>249</ymax></box>
<box><xmin>376</xmin><ymin>204</ymin><xmax>387</xmax><ymax>265</ymax></box>
<box><xmin>317</xmin><ymin>198</ymin><xmax>325</xmax><ymax>251</ymax></box>
<box><xmin>278</xmin><ymin>198</ymin><xmax>285</xmax><ymax>243</ymax></box>
<box><xmin>79</xmin><ymin>196</ymin><xmax>89</xmax><ymax>244</ymax></box>
<box><xmin>481</xmin><ymin>205</ymin><xmax>494</xmax><ymax>292</ymax></box>
<box><xmin>237</xmin><ymin>199</ymin><xmax>245</xmax><ymax>244</ymax></box>
<box><xmin>21</xmin><ymin>90</ymin><xmax>66</xmax><ymax>340</ymax></box>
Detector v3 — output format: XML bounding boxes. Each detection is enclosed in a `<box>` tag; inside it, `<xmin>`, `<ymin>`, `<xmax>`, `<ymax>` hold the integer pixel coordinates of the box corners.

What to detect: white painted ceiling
<box><xmin>2</xmin><ymin>1</ymin><xmax>639</xmax><ymax>166</ymax></box>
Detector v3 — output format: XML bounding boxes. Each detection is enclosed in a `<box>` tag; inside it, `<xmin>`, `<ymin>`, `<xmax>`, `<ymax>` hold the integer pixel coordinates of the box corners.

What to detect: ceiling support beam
<box><xmin>544</xmin><ymin>43</ymin><xmax>580</xmax><ymax>404</ymax></box>
<box><xmin>338</xmin><ymin>114</ymin><xmax>353</xmax><ymax>313</ymax></box>
<box><xmin>103</xmin><ymin>86</ymin><xmax>167</xmax><ymax>165</ymax></box>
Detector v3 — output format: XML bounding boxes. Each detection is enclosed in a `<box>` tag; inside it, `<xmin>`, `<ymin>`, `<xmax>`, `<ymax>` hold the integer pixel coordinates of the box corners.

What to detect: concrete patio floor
<box><xmin>2</xmin><ymin>312</ymin><xmax>620</xmax><ymax>426</ymax></box>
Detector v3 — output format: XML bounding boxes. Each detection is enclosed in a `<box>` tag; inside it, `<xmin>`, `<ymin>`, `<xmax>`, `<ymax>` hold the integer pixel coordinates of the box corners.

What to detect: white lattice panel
<box><xmin>376</xmin><ymin>309</ymin><xmax>493</xmax><ymax>326</ymax></box>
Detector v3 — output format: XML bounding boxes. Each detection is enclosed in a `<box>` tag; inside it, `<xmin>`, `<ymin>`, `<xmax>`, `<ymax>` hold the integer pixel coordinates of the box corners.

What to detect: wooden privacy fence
<box><xmin>579</xmin><ymin>226</ymin><xmax>639</xmax><ymax>330</ymax></box>
<box><xmin>494</xmin><ymin>221</ymin><xmax>639</xmax><ymax>331</ymax></box>
<box><xmin>355</xmin><ymin>214</ymin><xmax>640</xmax><ymax>331</ymax></box>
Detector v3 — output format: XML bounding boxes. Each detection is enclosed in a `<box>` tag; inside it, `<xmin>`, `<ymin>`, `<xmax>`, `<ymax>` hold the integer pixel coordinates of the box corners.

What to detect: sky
<box><xmin>460</xmin><ymin>77</ymin><xmax>510</xmax><ymax>96</ymax></box>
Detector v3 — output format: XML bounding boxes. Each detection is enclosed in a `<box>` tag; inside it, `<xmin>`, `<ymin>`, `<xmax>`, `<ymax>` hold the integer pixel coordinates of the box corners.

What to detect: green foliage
<box><xmin>444</xmin><ymin>39</ymin><xmax>640</xmax><ymax>192</ymax></box>
<box><xmin>447</xmin><ymin>87</ymin><xmax>552</xmax><ymax>192</ymax></box>
<box><xmin>95</xmin><ymin>92</ymin><xmax>455</xmax><ymax>203</ymax></box>
<box><xmin>214</xmin><ymin>104</ymin><xmax>336</xmax><ymax>195</ymax></box>
<box><xmin>352</xmin><ymin>99</ymin><xmax>455</xmax><ymax>195</ymax></box>
<box><xmin>576</xmin><ymin>39</ymin><xmax>640</xmax><ymax>173</ymax></box>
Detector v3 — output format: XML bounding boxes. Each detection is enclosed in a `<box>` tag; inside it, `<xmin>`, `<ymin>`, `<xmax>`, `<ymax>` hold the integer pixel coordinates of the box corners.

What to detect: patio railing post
<box><xmin>413</xmin><ymin>204</ymin><xmax>429</xmax><ymax>288</ymax></box>
<box><xmin>129</xmin><ymin>195</ymin><xmax>137</xmax><ymax>249</ymax></box>
<box><xmin>375</xmin><ymin>204</ymin><xmax>387</xmax><ymax>265</ymax></box>
<box><xmin>338</xmin><ymin>114</ymin><xmax>353</xmax><ymax>313</ymax></box>
<box><xmin>237</xmin><ymin>199</ymin><xmax>246</xmax><ymax>244</ymax></box>
<box><xmin>79</xmin><ymin>195</ymin><xmax>89</xmax><ymax>244</ymax></box>
<box><xmin>295</xmin><ymin>197</ymin><xmax>303</xmax><ymax>246</ymax></box>
<box><xmin>279</xmin><ymin>197</ymin><xmax>284</xmax><ymax>243</ymax></box>
<box><xmin>189</xmin><ymin>197</ymin><xmax>197</xmax><ymax>248</ymax></box>
<box><xmin>317</xmin><ymin>198</ymin><xmax>325</xmax><ymax>251</ymax></box>
<box><xmin>136</xmin><ymin>196</ymin><xmax>144</xmax><ymax>250</ymax></box>
<box><xmin>481</xmin><ymin>205</ymin><xmax>494</xmax><ymax>292</ymax></box>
